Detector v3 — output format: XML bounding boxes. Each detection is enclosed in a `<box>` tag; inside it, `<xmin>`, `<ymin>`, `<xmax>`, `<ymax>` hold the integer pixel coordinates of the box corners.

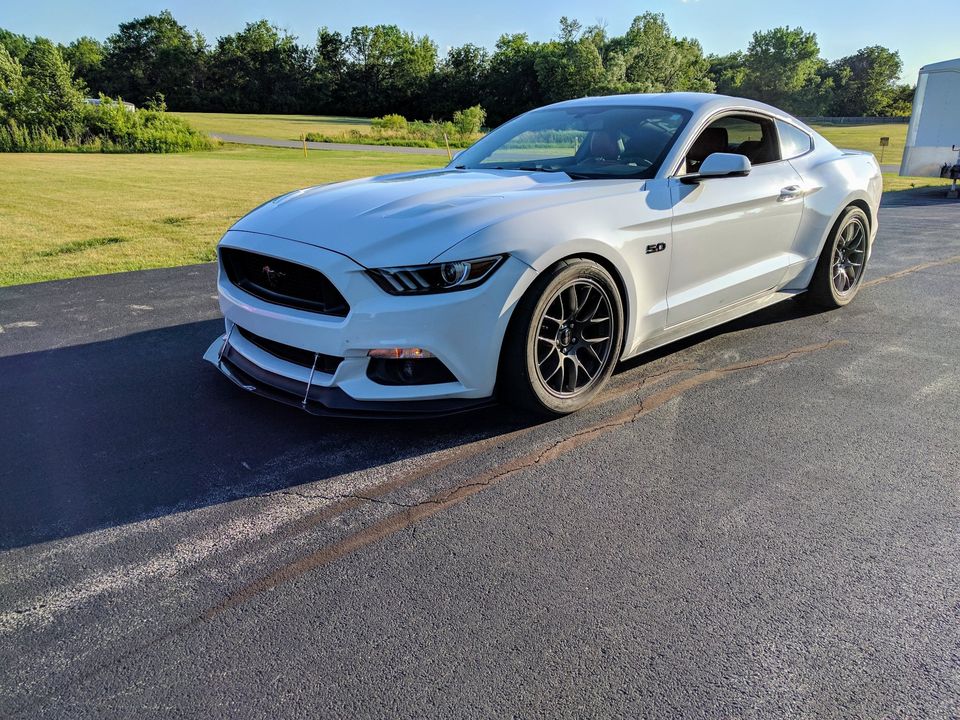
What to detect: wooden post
<box><xmin>302</xmin><ymin>133</ymin><xmax>307</xmax><ymax>158</ymax></box>
<box><xmin>443</xmin><ymin>132</ymin><xmax>452</xmax><ymax>161</ymax></box>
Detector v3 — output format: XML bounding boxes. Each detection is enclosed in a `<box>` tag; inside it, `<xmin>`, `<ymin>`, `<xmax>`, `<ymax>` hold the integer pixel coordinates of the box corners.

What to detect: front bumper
<box><xmin>205</xmin><ymin>230</ymin><xmax>535</xmax><ymax>416</ymax></box>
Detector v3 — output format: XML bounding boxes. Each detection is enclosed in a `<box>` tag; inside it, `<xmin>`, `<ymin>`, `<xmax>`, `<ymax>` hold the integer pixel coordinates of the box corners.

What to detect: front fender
<box><xmin>433</xmin><ymin>181</ymin><xmax>676</xmax><ymax>357</ymax></box>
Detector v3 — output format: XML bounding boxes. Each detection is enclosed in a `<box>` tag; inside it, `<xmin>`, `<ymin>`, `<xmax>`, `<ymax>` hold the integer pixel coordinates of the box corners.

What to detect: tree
<box><xmin>534</xmin><ymin>18</ymin><xmax>605</xmax><ymax>103</ymax></box>
<box><xmin>0</xmin><ymin>28</ymin><xmax>31</xmax><ymax>62</ymax></box>
<box><xmin>429</xmin><ymin>43</ymin><xmax>489</xmax><ymax>119</ymax></box>
<box><xmin>342</xmin><ymin>25</ymin><xmax>437</xmax><ymax>118</ymax></box>
<box><xmin>485</xmin><ymin>33</ymin><xmax>544</xmax><ymax>125</ymax></box>
<box><xmin>828</xmin><ymin>46</ymin><xmax>906</xmax><ymax>116</ymax></box>
<box><xmin>312</xmin><ymin>27</ymin><xmax>347</xmax><ymax>112</ymax></box>
<box><xmin>60</xmin><ymin>36</ymin><xmax>105</xmax><ymax>92</ymax></box>
<box><xmin>613</xmin><ymin>13</ymin><xmax>714</xmax><ymax>93</ymax></box>
<box><xmin>207</xmin><ymin>21</ymin><xmax>311</xmax><ymax>113</ymax></box>
<box><xmin>100</xmin><ymin>10</ymin><xmax>206</xmax><ymax>108</ymax></box>
<box><xmin>708</xmin><ymin>52</ymin><xmax>747</xmax><ymax>96</ymax></box>
<box><xmin>20</xmin><ymin>38</ymin><xmax>86</xmax><ymax>133</ymax></box>
<box><xmin>738</xmin><ymin>26</ymin><xmax>830</xmax><ymax>114</ymax></box>
<box><xmin>0</xmin><ymin>44</ymin><xmax>27</xmax><ymax>124</ymax></box>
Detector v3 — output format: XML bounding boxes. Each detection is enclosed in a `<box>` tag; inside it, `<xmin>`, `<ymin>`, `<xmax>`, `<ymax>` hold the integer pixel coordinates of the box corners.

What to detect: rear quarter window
<box><xmin>777</xmin><ymin>120</ymin><xmax>813</xmax><ymax>159</ymax></box>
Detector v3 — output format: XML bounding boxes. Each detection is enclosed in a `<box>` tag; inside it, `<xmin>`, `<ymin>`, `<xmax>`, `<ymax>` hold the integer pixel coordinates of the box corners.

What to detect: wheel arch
<box><xmin>494</xmin><ymin>251</ymin><xmax>632</xmax><ymax>410</ymax></box>
<box><xmin>510</xmin><ymin>248</ymin><xmax>633</xmax><ymax>361</ymax></box>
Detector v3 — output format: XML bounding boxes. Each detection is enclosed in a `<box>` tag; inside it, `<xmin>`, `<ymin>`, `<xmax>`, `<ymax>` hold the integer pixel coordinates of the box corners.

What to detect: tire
<box><xmin>804</xmin><ymin>205</ymin><xmax>870</xmax><ymax>309</ymax></box>
<box><xmin>500</xmin><ymin>258</ymin><xmax>624</xmax><ymax>416</ymax></box>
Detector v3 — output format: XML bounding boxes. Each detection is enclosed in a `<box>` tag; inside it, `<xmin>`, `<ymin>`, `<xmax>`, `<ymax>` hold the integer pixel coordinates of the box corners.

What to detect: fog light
<box><xmin>367</xmin><ymin>347</ymin><xmax>435</xmax><ymax>359</ymax></box>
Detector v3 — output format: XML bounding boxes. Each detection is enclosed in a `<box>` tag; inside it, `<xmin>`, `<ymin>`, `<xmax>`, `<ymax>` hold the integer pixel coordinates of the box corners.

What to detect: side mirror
<box><xmin>681</xmin><ymin>152</ymin><xmax>752</xmax><ymax>184</ymax></box>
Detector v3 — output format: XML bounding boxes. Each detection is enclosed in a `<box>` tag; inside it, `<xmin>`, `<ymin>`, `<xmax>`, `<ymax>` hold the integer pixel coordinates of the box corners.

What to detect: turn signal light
<box><xmin>367</xmin><ymin>348</ymin><xmax>435</xmax><ymax>359</ymax></box>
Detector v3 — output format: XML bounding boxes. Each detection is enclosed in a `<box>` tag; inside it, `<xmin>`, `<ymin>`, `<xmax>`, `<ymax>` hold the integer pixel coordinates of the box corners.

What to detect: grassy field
<box><xmin>171</xmin><ymin>112</ymin><xmax>907</xmax><ymax>164</ymax></box>
<box><xmin>0</xmin><ymin>116</ymin><xmax>947</xmax><ymax>288</ymax></box>
<box><xmin>170</xmin><ymin>112</ymin><xmax>373</xmax><ymax>140</ymax></box>
<box><xmin>811</xmin><ymin>123</ymin><xmax>907</xmax><ymax>166</ymax></box>
<box><xmin>0</xmin><ymin>147</ymin><xmax>445</xmax><ymax>286</ymax></box>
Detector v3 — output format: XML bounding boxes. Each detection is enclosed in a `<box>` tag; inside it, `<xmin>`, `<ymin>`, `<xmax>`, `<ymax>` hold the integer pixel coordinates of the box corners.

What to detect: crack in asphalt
<box><xmin>6</xmin><ymin>338</ymin><xmax>851</xmax><ymax>717</ymax></box>
<box><xmin>256</xmin><ymin>362</ymin><xmax>695</xmax><ymax>513</ymax></box>
<box><xmin>202</xmin><ymin>339</ymin><xmax>848</xmax><ymax>622</ymax></box>
<box><xmin>863</xmin><ymin>254</ymin><xmax>960</xmax><ymax>288</ymax></box>
<box><xmin>256</xmin><ymin>344</ymin><xmax>843</xmax><ymax>518</ymax></box>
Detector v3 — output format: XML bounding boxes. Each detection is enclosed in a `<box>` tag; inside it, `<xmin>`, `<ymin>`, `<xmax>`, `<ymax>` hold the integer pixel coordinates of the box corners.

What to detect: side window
<box><xmin>685</xmin><ymin>114</ymin><xmax>781</xmax><ymax>172</ymax></box>
<box><xmin>777</xmin><ymin>120</ymin><xmax>813</xmax><ymax>159</ymax></box>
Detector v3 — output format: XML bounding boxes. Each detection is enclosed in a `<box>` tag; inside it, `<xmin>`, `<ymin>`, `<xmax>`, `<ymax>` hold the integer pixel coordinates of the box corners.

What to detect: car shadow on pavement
<box><xmin>0</xmin><ymin>319</ymin><xmax>531</xmax><ymax>551</ymax></box>
<box><xmin>0</xmin><ymin>296</ymin><xmax>820</xmax><ymax>551</ymax></box>
<box><xmin>880</xmin><ymin>185</ymin><xmax>956</xmax><ymax>208</ymax></box>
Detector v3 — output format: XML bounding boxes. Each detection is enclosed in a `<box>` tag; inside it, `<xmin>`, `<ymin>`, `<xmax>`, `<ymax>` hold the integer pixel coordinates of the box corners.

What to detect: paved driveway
<box><xmin>1</xmin><ymin>190</ymin><xmax>958</xmax><ymax>718</ymax></box>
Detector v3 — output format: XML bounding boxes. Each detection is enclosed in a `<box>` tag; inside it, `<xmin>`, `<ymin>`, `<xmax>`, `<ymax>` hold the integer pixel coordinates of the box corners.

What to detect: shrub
<box><xmin>452</xmin><ymin>105</ymin><xmax>486</xmax><ymax>137</ymax></box>
<box><xmin>312</xmin><ymin>107</ymin><xmax>487</xmax><ymax>150</ymax></box>
<box><xmin>372</xmin><ymin>113</ymin><xmax>408</xmax><ymax>131</ymax></box>
<box><xmin>0</xmin><ymin>40</ymin><xmax>211</xmax><ymax>153</ymax></box>
<box><xmin>0</xmin><ymin>97</ymin><xmax>213</xmax><ymax>152</ymax></box>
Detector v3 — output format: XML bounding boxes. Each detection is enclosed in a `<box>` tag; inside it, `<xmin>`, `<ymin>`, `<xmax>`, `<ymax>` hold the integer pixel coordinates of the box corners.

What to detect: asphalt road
<box><xmin>210</xmin><ymin>132</ymin><xmax>450</xmax><ymax>156</ymax></box>
<box><xmin>1</xmin><ymin>189</ymin><xmax>959</xmax><ymax>718</ymax></box>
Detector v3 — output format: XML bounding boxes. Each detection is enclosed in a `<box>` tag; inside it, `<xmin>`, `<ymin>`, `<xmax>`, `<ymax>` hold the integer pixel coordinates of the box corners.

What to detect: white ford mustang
<box><xmin>205</xmin><ymin>92</ymin><xmax>881</xmax><ymax>417</ymax></box>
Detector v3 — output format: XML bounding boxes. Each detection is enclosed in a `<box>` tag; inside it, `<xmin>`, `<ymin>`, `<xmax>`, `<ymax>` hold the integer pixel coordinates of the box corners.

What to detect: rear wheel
<box><xmin>804</xmin><ymin>206</ymin><xmax>870</xmax><ymax>308</ymax></box>
<box><xmin>500</xmin><ymin>259</ymin><xmax>623</xmax><ymax>416</ymax></box>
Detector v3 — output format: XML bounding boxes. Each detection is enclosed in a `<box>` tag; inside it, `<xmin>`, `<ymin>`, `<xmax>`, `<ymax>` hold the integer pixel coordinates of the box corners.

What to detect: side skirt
<box><xmin>621</xmin><ymin>289</ymin><xmax>804</xmax><ymax>362</ymax></box>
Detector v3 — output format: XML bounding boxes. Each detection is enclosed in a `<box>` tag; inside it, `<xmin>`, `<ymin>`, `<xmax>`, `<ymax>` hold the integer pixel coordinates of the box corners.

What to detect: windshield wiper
<box><xmin>516</xmin><ymin>165</ymin><xmax>565</xmax><ymax>173</ymax></box>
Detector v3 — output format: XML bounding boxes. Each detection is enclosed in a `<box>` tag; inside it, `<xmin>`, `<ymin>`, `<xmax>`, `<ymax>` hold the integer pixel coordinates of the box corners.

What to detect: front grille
<box><xmin>236</xmin><ymin>325</ymin><xmax>342</xmax><ymax>374</ymax></box>
<box><xmin>220</xmin><ymin>248</ymin><xmax>349</xmax><ymax>317</ymax></box>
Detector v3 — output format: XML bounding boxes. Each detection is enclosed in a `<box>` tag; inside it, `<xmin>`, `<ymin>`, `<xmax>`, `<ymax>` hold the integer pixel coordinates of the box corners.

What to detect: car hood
<box><xmin>229</xmin><ymin>168</ymin><xmax>640</xmax><ymax>268</ymax></box>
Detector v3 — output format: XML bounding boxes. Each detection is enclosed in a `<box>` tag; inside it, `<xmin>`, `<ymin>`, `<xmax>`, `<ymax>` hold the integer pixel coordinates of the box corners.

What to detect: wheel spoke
<box><xmin>583</xmin><ymin>343</ymin><xmax>603</xmax><ymax>366</ymax></box>
<box><xmin>574</xmin><ymin>354</ymin><xmax>596</xmax><ymax>382</ymax></box>
<box><xmin>543</xmin><ymin>357</ymin><xmax>562</xmax><ymax>384</ymax></box>
<box><xmin>564</xmin><ymin>285</ymin><xmax>579</xmax><ymax>319</ymax></box>
<box><xmin>842</xmin><ymin>223</ymin><xmax>854</xmax><ymax>246</ymax></box>
<box><xmin>577</xmin><ymin>288</ymin><xmax>603</xmax><ymax>322</ymax></box>
<box><xmin>563</xmin><ymin>356</ymin><xmax>578</xmax><ymax>393</ymax></box>
<box><xmin>533</xmin><ymin>278</ymin><xmax>616</xmax><ymax>397</ymax></box>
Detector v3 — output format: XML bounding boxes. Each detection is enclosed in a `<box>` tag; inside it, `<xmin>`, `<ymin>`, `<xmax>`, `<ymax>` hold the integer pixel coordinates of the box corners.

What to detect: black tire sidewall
<box><xmin>809</xmin><ymin>206</ymin><xmax>870</xmax><ymax>308</ymax></box>
<box><xmin>505</xmin><ymin>259</ymin><xmax>624</xmax><ymax>416</ymax></box>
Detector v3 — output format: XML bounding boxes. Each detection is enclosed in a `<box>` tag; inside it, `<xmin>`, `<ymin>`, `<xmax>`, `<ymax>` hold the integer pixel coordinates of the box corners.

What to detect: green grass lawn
<box><xmin>171</xmin><ymin>112</ymin><xmax>907</xmax><ymax>164</ymax></box>
<box><xmin>0</xmin><ymin>117</ymin><xmax>947</xmax><ymax>288</ymax></box>
<box><xmin>0</xmin><ymin>146</ymin><xmax>445</xmax><ymax>286</ymax></box>
<box><xmin>169</xmin><ymin>112</ymin><xmax>373</xmax><ymax>141</ymax></box>
<box><xmin>881</xmin><ymin>173</ymin><xmax>951</xmax><ymax>193</ymax></box>
<box><xmin>810</xmin><ymin>123</ymin><xmax>907</xmax><ymax>166</ymax></box>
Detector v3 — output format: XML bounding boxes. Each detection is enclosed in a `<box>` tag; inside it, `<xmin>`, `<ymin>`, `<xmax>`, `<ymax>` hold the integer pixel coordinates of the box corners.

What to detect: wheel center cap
<box><xmin>557</xmin><ymin>326</ymin><xmax>574</xmax><ymax>348</ymax></box>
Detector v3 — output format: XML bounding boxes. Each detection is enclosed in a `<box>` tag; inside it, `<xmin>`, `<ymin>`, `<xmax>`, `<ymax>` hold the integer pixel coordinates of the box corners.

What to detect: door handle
<box><xmin>778</xmin><ymin>185</ymin><xmax>804</xmax><ymax>201</ymax></box>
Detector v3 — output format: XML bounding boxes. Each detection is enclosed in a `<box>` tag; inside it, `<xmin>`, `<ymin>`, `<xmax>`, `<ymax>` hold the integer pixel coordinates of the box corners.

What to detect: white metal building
<box><xmin>900</xmin><ymin>58</ymin><xmax>960</xmax><ymax>177</ymax></box>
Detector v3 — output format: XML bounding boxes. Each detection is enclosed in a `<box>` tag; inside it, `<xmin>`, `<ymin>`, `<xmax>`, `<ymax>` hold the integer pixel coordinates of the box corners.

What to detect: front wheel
<box><xmin>804</xmin><ymin>206</ymin><xmax>870</xmax><ymax>309</ymax></box>
<box><xmin>500</xmin><ymin>259</ymin><xmax>624</xmax><ymax>416</ymax></box>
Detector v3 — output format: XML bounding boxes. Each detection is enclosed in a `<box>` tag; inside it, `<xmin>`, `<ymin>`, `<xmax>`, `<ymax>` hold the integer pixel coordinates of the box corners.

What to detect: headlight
<box><xmin>366</xmin><ymin>255</ymin><xmax>506</xmax><ymax>295</ymax></box>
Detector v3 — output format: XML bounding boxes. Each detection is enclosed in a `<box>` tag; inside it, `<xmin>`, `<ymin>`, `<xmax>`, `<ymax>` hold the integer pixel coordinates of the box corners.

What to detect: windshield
<box><xmin>453</xmin><ymin>104</ymin><xmax>691</xmax><ymax>180</ymax></box>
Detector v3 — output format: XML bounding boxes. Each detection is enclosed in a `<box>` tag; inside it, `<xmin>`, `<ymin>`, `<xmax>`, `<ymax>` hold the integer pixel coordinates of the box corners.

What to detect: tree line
<box><xmin>1</xmin><ymin>10</ymin><xmax>914</xmax><ymax>127</ymax></box>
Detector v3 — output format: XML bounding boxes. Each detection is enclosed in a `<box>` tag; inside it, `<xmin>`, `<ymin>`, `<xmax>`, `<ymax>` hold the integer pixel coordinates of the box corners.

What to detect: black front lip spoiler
<box><xmin>216</xmin><ymin>342</ymin><xmax>495</xmax><ymax>420</ymax></box>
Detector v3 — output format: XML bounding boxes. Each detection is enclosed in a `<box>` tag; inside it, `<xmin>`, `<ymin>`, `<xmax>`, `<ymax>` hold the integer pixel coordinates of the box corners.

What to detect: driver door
<box><xmin>666</xmin><ymin>114</ymin><xmax>805</xmax><ymax>327</ymax></box>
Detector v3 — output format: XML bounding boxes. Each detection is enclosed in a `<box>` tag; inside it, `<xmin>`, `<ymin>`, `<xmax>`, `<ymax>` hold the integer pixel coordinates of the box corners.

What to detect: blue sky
<box><xmin>4</xmin><ymin>0</ymin><xmax>954</xmax><ymax>83</ymax></box>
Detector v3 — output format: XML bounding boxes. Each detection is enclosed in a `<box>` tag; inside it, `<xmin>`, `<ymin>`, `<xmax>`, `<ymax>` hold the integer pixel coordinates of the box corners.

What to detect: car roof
<box><xmin>544</xmin><ymin>92</ymin><xmax>792</xmax><ymax>119</ymax></box>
